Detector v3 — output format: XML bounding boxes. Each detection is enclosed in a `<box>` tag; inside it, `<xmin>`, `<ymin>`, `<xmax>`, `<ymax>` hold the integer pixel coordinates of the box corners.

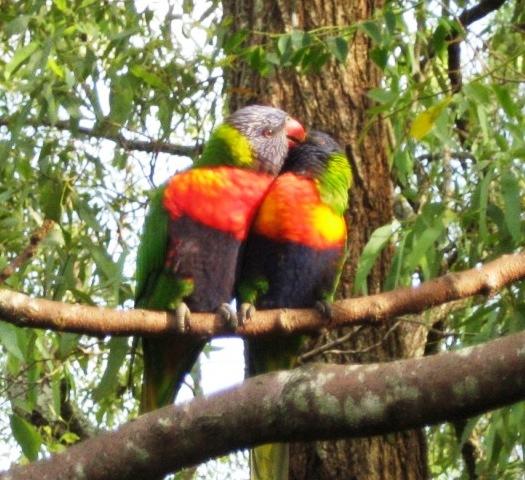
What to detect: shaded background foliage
<box><xmin>0</xmin><ymin>0</ymin><xmax>523</xmax><ymax>478</ymax></box>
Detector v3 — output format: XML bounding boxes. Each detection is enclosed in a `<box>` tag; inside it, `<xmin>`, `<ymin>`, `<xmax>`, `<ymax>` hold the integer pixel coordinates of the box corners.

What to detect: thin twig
<box><xmin>322</xmin><ymin>320</ymin><xmax>401</xmax><ymax>356</ymax></box>
<box><xmin>0</xmin><ymin>117</ymin><xmax>200</xmax><ymax>157</ymax></box>
<box><xmin>299</xmin><ymin>326</ymin><xmax>366</xmax><ymax>363</ymax></box>
<box><xmin>0</xmin><ymin>219</ymin><xmax>56</xmax><ymax>284</ymax></box>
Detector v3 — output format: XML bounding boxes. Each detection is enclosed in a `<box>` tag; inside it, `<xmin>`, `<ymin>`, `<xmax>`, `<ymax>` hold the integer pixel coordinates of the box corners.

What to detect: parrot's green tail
<box><xmin>251</xmin><ymin>443</ymin><xmax>289</xmax><ymax>480</ymax></box>
<box><xmin>247</xmin><ymin>335</ymin><xmax>303</xmax><ymax>480</ymax></box>
<box><xmin>140</xmin><ymin>336</ymin><xmax>205</xmax><ymax>413</ymax></box>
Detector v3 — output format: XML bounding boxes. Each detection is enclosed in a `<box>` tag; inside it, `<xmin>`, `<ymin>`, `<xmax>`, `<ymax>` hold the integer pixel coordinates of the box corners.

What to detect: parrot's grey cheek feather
<box><xmin>254</xmin><ymin>134</ymin><xmax>289</xmax><ymax>175</ymax></box>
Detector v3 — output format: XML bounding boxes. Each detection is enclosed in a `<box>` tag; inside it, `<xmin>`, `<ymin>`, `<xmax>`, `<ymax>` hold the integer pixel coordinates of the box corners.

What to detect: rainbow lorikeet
<box><xmin>135</xmin><ymin>105</ymin><xmax>306</xmax><ymax>413</ymax></box>
<box><xmin>237</xmin><ymin>131</ymin><xmax>352</xmax><ymax>480</ymax></box>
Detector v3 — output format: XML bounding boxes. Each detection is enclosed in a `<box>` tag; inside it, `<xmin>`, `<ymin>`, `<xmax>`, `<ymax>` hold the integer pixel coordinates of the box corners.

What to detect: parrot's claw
<box><xmin>216</xmin><ymin>303</ymin><xmax>238</xmax><ymax>330</ymax></box>
<box><xmin>238</xmin><ymin>303</ymin><xmax>256</xmax><ymax>326</ymax></box>
<box><xmin>175</xmin><ymin>302</ymin><xmax>191</xmax><ymax>332</ymax></box>
<box><xmin>315</xmin><ymin>300</ymin><xmax>333</xmax><ymax>323</ymax></box>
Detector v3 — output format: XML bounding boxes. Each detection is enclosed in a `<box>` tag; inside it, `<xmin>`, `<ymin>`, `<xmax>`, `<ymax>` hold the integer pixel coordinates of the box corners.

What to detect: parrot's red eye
<box><xmin>262</xmin><ymin>127</ymin><xmax>274</xmax><ymax>138</ymax></box>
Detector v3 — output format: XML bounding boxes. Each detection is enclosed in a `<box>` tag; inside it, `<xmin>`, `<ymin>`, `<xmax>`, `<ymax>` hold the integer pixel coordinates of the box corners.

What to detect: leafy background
<box><xmin>0</xmin><ymin>0</ymin><xmax>523</xmax><ymax>478</ymax></box>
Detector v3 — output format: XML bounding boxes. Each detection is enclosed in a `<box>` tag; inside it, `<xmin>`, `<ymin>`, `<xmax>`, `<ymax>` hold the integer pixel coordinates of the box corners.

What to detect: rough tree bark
<box><xmin>5</xmin><ymin>330</ymin><xmax>525</xmax><ymax>480</ymax></box>
<box><xmin>221</xmin><ymin>0</ymin><xmax>428</xmax><ymax>478</ymax></box>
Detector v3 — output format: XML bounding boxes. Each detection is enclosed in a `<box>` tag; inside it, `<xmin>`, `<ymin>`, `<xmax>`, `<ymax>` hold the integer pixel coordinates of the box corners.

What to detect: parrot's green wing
<box><xmin>135</xmin><ymin>187</ymin><xmax>169</xmax><ymax>309</ymax></box>
<box><xmin>136</xmin><ymin>187</ymin><xmax>198</xmax><ymax>412</ymax></box>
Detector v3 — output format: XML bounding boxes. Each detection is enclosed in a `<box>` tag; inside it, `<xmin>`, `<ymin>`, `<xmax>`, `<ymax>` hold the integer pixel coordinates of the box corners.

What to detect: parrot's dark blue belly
<box><xmin>166</xmin><ymin>215</ymin><xmax>242</xmax><ymax>312</ymax></box>
<box><xmin>242</xmin><ymin>234</ymin><xmax>344</xmax><ymax>309</ymax></box>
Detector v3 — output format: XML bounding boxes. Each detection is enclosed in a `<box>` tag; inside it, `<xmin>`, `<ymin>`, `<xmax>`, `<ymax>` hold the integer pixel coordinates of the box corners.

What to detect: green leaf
<box><xmin>464</xmin><ymin>82</ymin><xmax>492</xmax><ymax>104</ymax></box>
<box><xmin>403</xmin><ymin>204</ymin><xmax>454</xmax><ymax>275</ymax></box>
<box><xmin>354</xmin><ymin>222</ymin><xmax>397</xmax><ymax>294</ymax></box>
<box><xmin>360</xmin><ymin>21</ymin><xmax>382</xmax><ymax>44</ymax></box>
<box><xmin>404</xmin><ymin>223</ymin><xmax>446</xmax><ymax>272</ymax></box>
<box><xmin>367</xmin><ymin>87</ymin><xmax>396</xmax><ymax>104</ymax></box>
<box><xmin>222</xmin><ymin>29</ymin><xmax>247</xmax><ymax>53</ymax></box>
<box><xmin>60</xmin><ymin>432</ymin><xmax>80</xmax><ymax>445</ymax></box>
<box><xmin>384</xmin><ymin>233</ymin><xmax>407</xmax><ymax>290</ymax></box>
<box><xmin>277</xmin><ymin>34</ymin><xmax>292</xmax><ymax>57</ymax></box>
<box><xmin>4</xmin><ymin>42</ymin><xmax>40</xmax><ymax>79</ymax></box>
<box><xmin>431</xmin><ymin>23</ymin><xmax>449</xmax><ymax>54</ymax></box>
<box><xmin>394</xmin><ymin>149</ymin><xmax>413</xmax><ymax>186</ymax></box>
<box><xmin>265</xmin><ymin>51</ymin><xmax>281</xmax><ymax>66</ymax></box>
<box><xmin>476</xmin><ymin>103</ymin><xmax>489</xmax><ymax>141</ymax></box>
<box><xmin>130</xmin><ymin>65</ymin><xmax>168</xmax><ymax>91</ymax></box>
<box><xmin>39</xmin><ymin>178</ymin><xmax>65</xmax><ymax>222</ymax></box>
<box><xmin>51</xmin><ymin>372</ymin><xmax>62</xmax><ymax>418</ymax></box>
<box><xmin>43</xmin><ymin>83</ymin><xmax>58</xmax><ymax>126</ymax></box>
<box><xmin>290</xmin><ymin>30</ymin><xmax>307</xmax><ymax>49</ymax></box>
<box><xmin>75</xmin><ymin>198</ymin><xmax>101</xmax><ymax>232</ymax></box>
<box><xmin>246</xmin><ymin>45</ymin><xmax>270</xmax><ymax>75</ymax></box>
<box><xmin>370</xmin><ymin>46</ymin><xmax>388</xmax><ymax>69</ymax></box>
<box><xmin>110</xmin><ymin>77</ymin><xmax>134</xmax><ymax>125</ymax></box>
<box><xmin>326</xmin><ymin>37</ymin><xmax>348</xmax><ymax>63</ymax></box>
<box><xmin>0</xmin><ymin>322</ymin><xmax>25</xmax><ymax>361</ymax></box>
<box><xmin>86</xmin><ymin>242</ymin><xmax>120</xmax><ymax>282</ymax></box>
<box><xmin>5</xmin><ymin>15</ymin><xmax>30</xmax><ymax>36</ymax></box>
<box><xmin>384</xmin><ymin>9</ymin><xmax>396</xmax><ymax>35</ymax></box>
<box><xmin>182</xmin><ymin>0</ymin><xmax>193</xmax><ymax>14</ymax></box>
<box><xmin>93</xmin><ymin>337</ymin><xmax>128</xmax><ymax>401</ymax></box>
<box><xmin>47</xmin><ymin>57</ymin><xmax>64</xmax><ymax>78</ymax></box>
<box><xmin>300</xmin><ymin>47</ymin><xmax>330</xmax><ymax>73</ymax></box>
<box><xmin>478</xmin><ymin>166</ymin><xmax>495</xmax><ymax>242</ymax></box>
<box><xmin>58</xmin><ymin>333</ymin><xmax>80</xmax><ymax>360</ymax></box>
<box><xmin>158</xmin><ymin>100</ymin><xmax>173</xmax><ymax>135</ymax></box>
<box><xmin>54</xmin><ymin>0</ymin><xmax>69</xmax><ymax>13</ymax></box>
<box><xmin>493</xmin><ymin>84</ymin><xmax>519</xmax><ymax>118</ymax></box>
<box><xmin>500</xmin><ymin>169</ymin><xmax>521</xmax><ymax>244</ymax></box>
<box><xmin>10</xmin><ymin>415</ymin><xmax>42</xmax><ymax>461</ymax></box>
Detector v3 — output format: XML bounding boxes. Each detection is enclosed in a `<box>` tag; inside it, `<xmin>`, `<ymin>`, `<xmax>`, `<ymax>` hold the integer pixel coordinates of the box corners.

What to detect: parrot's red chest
<box><xmin>163</xmin><ymin>166</ymin><xmax>274</xmax><ymax>240</ymax></box>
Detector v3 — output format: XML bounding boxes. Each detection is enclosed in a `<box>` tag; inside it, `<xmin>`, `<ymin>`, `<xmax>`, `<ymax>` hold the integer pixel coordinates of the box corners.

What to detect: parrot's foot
<box><xmin>216</xmin><ymin>303</ymin><xmax>238</xmax><ymax>330</ymax></box>
<box><xmin>315</xmin><ymin>300</ymin><xmax>333</xmax><ymax>323</ymax></box>
<box><xmin>238</xmin><ymin>303</ymin><xmax>256</xmax><ymax>326</ymax></box>
<box><xmin>175</xmin><ymin>302</ymin><xmax>192</xmax><ymax>332</ymax></box>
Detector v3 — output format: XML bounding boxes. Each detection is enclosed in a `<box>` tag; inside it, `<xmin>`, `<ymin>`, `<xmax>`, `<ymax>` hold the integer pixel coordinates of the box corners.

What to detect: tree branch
<box><xmin>420</xmin><ymin>0</ymin><xmax>508</xmax><ymax>73</ymax></box>
<box><xmin>4</xmin><ymin>330</ymin><xmax>525</xmax><ymax>480</ymax></box>
<box><xmin>420</xmin><ymin>0</ymin><xmax>508</xmax><ymax>74</ymax></box>
<box><xmin>447</xmin><ymin>0</ymin><xmax>508</xmax><ymax>142</ymax></box>
<box><xmin>0</xmin><ymin>220</ymin><xmax>56</xmax><ymax>285</ymax></box>
<box><xmin>459</xmin><ymin>0</ymin><xmax>508</xmax><ymax>27</ymax></box>
<box><xmin>0</xmin><ymin>252</ymin><xmax>523</xmax><ymax>338</ymax></box>
<box><xmin>0</xmin><ymin>117</ymin><xmax>200</xmax><ymax>157</ymax></box>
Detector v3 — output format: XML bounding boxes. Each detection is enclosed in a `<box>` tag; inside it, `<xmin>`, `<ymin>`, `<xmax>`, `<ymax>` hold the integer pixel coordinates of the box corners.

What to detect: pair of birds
<box><xmin>135</xmin><ymin>105</ymin><xmax>352</xmax><ymax>479</ymax></box>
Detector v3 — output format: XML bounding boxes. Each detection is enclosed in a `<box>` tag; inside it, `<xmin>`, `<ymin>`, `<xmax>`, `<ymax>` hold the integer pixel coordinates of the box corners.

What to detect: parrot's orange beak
<box><xmin>285</xmin><ymin>117</ymin><xmax>306</xmax><ymax>148</ymax></box>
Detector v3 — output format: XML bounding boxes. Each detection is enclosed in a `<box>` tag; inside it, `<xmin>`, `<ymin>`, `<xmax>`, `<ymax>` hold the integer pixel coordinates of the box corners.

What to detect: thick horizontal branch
<box><xmin>0</xmin><ymin>116</ymin><xmax>200</xmax><ymax>157</ymax></box>
<box><xmin>0</xmin><ymin>252</ymin><xmax>524</xmax><ymax>338</ymax></box>
<box><xmin>4</xmin><ymin>330</ymin><xmax>525</xmax><ymax>480</ymax></box>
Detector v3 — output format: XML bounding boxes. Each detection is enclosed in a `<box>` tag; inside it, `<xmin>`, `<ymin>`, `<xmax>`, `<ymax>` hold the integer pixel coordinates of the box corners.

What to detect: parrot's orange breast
<box><xmin>253</xmin><ymin>173</ymin><xmax>347</xmax><ymax>249</ymax></box>
<box><xmin>163</xmin><ymin>166</ymin><xmax>274</xmax><ymax>241</ymax></box>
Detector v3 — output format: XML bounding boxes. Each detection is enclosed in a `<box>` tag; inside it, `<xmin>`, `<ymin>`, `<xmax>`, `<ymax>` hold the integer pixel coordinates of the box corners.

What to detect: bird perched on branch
<box><xmin>237</xmin><ymin>131</ymin><xmax>352</xmax><ymax>480</ymax></box>
<box><xmin>135</xmin><ymin>105</ymin><xmax>306</xmax><ymax>412</ymax></box>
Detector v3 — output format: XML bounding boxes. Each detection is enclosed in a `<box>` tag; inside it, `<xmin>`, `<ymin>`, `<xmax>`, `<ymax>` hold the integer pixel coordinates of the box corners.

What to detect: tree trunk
<box><xmin>222</xmin><ymin>0</ymin><xmax>428</xmax><ymax>478</ymax></box>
